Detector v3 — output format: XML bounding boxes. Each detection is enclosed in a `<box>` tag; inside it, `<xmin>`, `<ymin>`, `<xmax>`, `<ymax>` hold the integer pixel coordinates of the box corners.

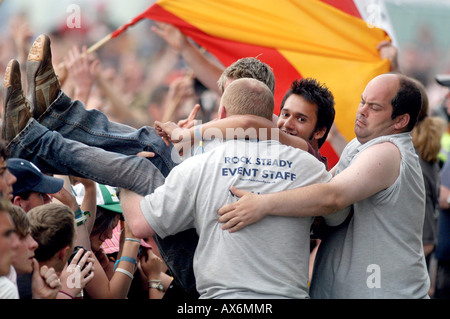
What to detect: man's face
<box><xmin>0</xmin><ymin>157</ymin><xmax>17</xmax><ymax>200</ymax></box>
<box><xmin>0</xmin><ymin>212</ymin><xmax>19</xmax><ymax>276</ymax></box>
<box><xmin>355</xmin><ymin>74</ymin><xmax>400</xmax><ymax>144</ymax></box>
<box><xmin>17</xmin><ymin>192</ymin><xmax>52</xmax><ymax>213</ymax></box>
<box><xmin>277</xmin><ymin>94</ymin><xmax>322</xmax><ymax>149</ymax></box>
<box><xmin>12</xmin><ymin>232</ymin><xmax>38</xmax><ymax>275</ymax></box>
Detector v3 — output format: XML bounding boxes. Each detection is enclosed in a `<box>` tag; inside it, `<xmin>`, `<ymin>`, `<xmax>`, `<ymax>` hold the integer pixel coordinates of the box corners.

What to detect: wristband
<box><xmin>194</xmin><ymin>125</ymin><xmax>205</xmax><ymax>155</ymax></box>
<box><xmin>115</xmin><ymin>268</ymin><xmax>134</xmax><ymax>280</ymax></box>
<box><xmin>75</xmin><ymin>208</ymin><xmax>91</xmax><ymax>226</ymax></box>
<box><xmin>75</xmin><ymin>214</ymin><xmax>88</xmax><ymax>226</ymax></box>
<box><xmin>125</xmin><ymin>238</ymin><xmax>141</xmax><ymax>244</ymax></box>
<box><xmin>113</xmin><ymin>256</ymin><xmax>137</xmax><ymax>270</ymax></box>
<box><xmin>74</xmin><ymin>207</ymin><xmax>83</xmax><ymax>219</ymax></box>
<box><xmin>59</xmin><ymin>291</ymin><xmax>75</xmax><ymax>299</ymax></box>
<box><xmin>119</xmin><ymin>256</ymin><xmax>137</xmax><ymax>266</ymax></box>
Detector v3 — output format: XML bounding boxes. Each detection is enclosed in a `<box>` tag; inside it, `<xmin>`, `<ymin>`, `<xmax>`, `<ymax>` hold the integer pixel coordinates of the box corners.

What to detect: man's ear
<box><xmin>58</xmin><ymin>245</ymin><xmax>73</xmax><ymax>264</ymax></box>
<box><xmin>394</xmin><ymin>113</ymin><xmax>410</xmax><ymax>131</ymax></box>
<box><xmin>313</xmin><ymin>127</ymin><xmax>327</xmax><ymax>141</ymax></box>
<box><xmin>13</xmin><ymin>196</ymin><xmax>22</xmax><ymax>208</ymax></box>
<box><xmin>219</xmin><ymin>106</ymin><xmax>227</xmax><ymax>119</ymax></box>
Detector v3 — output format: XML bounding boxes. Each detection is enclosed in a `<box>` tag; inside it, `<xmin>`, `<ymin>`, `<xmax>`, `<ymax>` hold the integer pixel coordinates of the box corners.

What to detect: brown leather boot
<box><xmin>26</xmin><ymin>34</ymin><xmax>60</xmax><ymax>120</ymax></box>
<box><xmin>2</xmin><ymin>59</ymin><xmax>32</xmax><ymax>144</ymax></box>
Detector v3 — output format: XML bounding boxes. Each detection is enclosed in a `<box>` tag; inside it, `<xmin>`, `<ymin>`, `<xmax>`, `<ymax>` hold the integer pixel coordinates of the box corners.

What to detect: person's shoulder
<box><xmin>366</xmin><ymin>140</ymin><xmax>399</xmax><ymax>151</ymax></box>
<box><xmin>355</xmin><ymin>141</ymin><xmax>401</xmax><ymax>169</ymax></box>
<box><xmin>0</xmin><ymin>277</ymin><xmax>19</xmax><ymax>299</ymax></box>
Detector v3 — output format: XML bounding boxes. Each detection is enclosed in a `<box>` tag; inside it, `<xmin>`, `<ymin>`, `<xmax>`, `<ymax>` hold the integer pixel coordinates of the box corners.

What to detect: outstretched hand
<box><xmin>177</xmin><ymin>104</ymin><xmax>201</xmax><ymax>129</ymax></box>
<box><xmin>151</xmin><ymin>22</ymin><xmax>189</xmax><ymax>53</ymax></box>
<box><xmin>154</xmin><ymin>121</ymin><xmax>190</xmax><ymax>146</ymax></box>
<box><xmin>217</xmin><ymin>186</ymin><xmax>268</xmax><ymax>232</ymax></box>
<box><xmin>377</xmin><ymin>40</ymin><xmax>399</xmax><ymax>72</ymax></box>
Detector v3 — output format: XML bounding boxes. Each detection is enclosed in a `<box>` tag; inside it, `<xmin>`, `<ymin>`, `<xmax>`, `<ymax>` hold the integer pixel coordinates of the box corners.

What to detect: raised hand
<box><xmin>151</xmin><ymin>22</ymin><xmax>189</xmax><ymax>53</ymax></box>
<box><xmin>31</xmin><ymin>259</ymin><xmax>61</xmax><ymax>299</ymax></box>
<box><xmin>177</xmin><ymin>104</ymin><xmax>201</xmax><ymax>129</ymax></box>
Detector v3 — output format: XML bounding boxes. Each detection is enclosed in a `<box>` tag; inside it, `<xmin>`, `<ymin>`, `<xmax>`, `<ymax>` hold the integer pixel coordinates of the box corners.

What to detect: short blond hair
<box><xmin>217</xmin><ymin>57</ymin><xmax>275</xmax><ymax>94</ymax></box>
<box><xmin>221</xmin><ymin>78</ymin><xmax>274</xmax><ymax>120</ymax></box>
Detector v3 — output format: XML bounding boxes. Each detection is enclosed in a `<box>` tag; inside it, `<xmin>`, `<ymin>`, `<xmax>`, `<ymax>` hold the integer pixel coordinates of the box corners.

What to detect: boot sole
<box><xmin>2</xmin><ymin>59</ymin><xmax>23</xmax><ymax>141</ymax></box>
<box><xmin>3</xmin><ymin>60</ymin><xmax>20</xmax><ymax>101</ymax></box>
<box><xmin>27</xmin><ymin>34</ymin><xmax>45</xmax><ymax>62</ymax></box>
<box><xmin>3</xmin><ymin>59</ymin><xmax>16</xmax><ymax>88</ymax></box>
<box><xmin>2</xmin><ymin>60</ymin><xmax>15</xmax><ymax>139</ymax></box>
<box><xmin>26</xmin><ymin>35</ymin><xmax>47</xmax><ymax>113</ymax></box>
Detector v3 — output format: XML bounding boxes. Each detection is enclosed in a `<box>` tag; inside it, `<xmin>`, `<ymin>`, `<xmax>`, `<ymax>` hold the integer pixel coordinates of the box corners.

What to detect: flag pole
<box><xmin>87</xmin><ymin>33</ymin><xmax>113</xmax><ymax>54</ymax></box>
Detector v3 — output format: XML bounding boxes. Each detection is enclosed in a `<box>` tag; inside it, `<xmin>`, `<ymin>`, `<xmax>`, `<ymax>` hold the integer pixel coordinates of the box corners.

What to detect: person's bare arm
<box><xmin>152</xmin><ymin>22</ymin><xmax>224</xmax><ymax>95</ymax></box>
<box><xmin>120</xmin><ymin>188</ymin><xmax>156</xmax><ymax>238</ymax></box>
<box><xmin>64</xmin><ymin>46</ymin><xmax>98</xmax><ymax>104</ymax></box>
<box><xmin>77</xmin><ymin>178</ymin><xmax>97</xmax><ymax>234</ymax></box>
<box><xmin>218</xmin><ymin>142</ymin><xmax>401</xmax><ymax>232</ymax></box>
<box><xmin>155</xmin><ymin>115</ymin><xmax>309</xmax><ymax>151</ymax></box>
<box><xmin>377</xmin><ymin>40</ymin><xmax>399</xmax><ymax>72</ymax></box>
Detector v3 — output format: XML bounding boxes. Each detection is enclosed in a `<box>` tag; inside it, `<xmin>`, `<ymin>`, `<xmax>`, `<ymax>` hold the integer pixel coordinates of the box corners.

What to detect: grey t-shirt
<box><xmin>310</xmin><ymin>133</ymin><xmax>430</xmax><ymax>299</ymax></box>
<box><xmin>142</xmin><ymin>139</ymin><xmax>332</xmax><ymax>298</ymax></box>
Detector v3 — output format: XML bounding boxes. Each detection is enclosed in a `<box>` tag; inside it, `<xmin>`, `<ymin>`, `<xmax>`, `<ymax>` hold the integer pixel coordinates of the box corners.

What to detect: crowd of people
<box><xmin>0</xmin><ymin>9</ymin><xmax>450</xmax><ymax>300</ymax></box>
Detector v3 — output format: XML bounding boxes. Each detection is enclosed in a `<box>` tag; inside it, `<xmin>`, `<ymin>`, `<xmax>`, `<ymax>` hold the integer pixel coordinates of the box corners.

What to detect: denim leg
<box><xmin>9</xmin><ymin>118</ymin><xmax>200</xmax><ymax>296</ymax></box>
<box><xmin>154</xmin><ymin>230</ymin><xmax>199</xmax><ymax>298</ymax></box>
<box><xmin>38</xmin><ymin>92</ymin><xmax>179</xmax><ymax>177</ymax></box>
<box><xmin>7</xmin><ymin>118</ymin><xmax>165</xmax><ymax>195</ymax></box>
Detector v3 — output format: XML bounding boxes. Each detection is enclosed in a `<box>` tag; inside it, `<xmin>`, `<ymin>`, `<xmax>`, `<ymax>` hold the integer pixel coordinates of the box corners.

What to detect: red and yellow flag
<box><xmin>111</xmin><ymin>0</ymin><xmax>391</xmax><ymax>166</ymax></box>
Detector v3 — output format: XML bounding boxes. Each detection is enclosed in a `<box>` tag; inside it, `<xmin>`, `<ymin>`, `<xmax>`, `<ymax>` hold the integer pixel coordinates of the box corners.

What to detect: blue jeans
<box><xmin>9</xmin><ymin>92</ymin><xmax>199</xmax><ymax>297</ymax></box>
<box><xmin>38</xmin><ymin>92</ymin><xmax>176</xmax><ymax>178</ymax></box>
<box><xmin>7</xmin><ymin>118</ymin><xmax>166</xmax><ymax>195</ymax></box>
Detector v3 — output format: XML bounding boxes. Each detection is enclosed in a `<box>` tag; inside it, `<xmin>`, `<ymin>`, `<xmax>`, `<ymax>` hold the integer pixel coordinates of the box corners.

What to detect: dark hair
<box><xmin>15</xmin><ymin>190</ymin><xmax>33</xmax><ymax>200</ymax></box>
<box><xmin>90</xmin><ymin>206</ymin><xmax>122</xmax><ymax>239</ymax></box>
<box><xmin>280</xmin><ymin>78</ymin><xmax>335</xmax><ymax>148</ymax></box>
<box><xmin>391</xmin><ymin>75</ymin><xmax>422</xmax><ymax>132</ymax></box>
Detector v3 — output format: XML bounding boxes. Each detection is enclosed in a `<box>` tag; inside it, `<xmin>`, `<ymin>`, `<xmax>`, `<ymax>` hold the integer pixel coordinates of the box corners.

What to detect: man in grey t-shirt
<box><xmin>218</xmin><ymin>73</ymin><xmax>430</xmax><ymax>298</ymax></box>
<box><xmin>120</xmin><ymin>78</ymin><xmax>346</xmax><ymax>298</ymax></box>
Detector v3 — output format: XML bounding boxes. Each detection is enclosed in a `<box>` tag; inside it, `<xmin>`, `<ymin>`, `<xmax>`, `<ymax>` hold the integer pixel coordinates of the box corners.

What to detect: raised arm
<box><xmin>218</xmin><ymin>142</ymin><xmax>401</xmax><ymax>232</ymax></box>
<box><xmin>152</xmin><ymin>22</ymin><xmax>224</xmax><ymax>95</ymax></box>
<box><xmin>155</xmin><ymin>114</ymin><xmax>309</xmax><ymax>151</ymax></box>
<box><xmin>119</xmin><ymin>188</ymin><xmax>156</xmax><ymax>238</ymax></box>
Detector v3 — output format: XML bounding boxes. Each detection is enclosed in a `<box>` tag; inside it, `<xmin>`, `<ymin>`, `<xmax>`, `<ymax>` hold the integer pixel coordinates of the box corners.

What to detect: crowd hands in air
<box><xmin>1</xmin><ymin>13</ymin><xmax>449</xmax><ymax>300</ymax></box>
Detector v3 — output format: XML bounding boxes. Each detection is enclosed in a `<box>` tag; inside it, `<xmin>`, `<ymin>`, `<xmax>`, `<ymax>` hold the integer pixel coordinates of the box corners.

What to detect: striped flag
<box><xmin>111</xmin><ymin>0</ymin><xmax>391</xmax><ymax>166</ymax></box>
